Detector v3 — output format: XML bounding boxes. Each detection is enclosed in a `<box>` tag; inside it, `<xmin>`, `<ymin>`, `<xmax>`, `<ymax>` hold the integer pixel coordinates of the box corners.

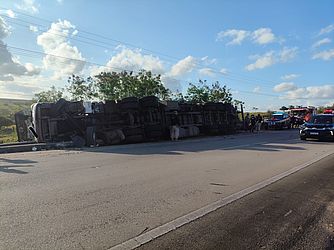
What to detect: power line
<box><xmin>0</xmin><ymin>7</ymin><xmax>285</xmax><ymax>89</ymax></box>
<box><xmin>2</xmin><ymin>43</ymin><xmax>281</xmax><ymax>98</ymax></box>
<box><xmin>0</xmin><ymin>9</ymin><xmax>180</xmax><ymax>61</ymax></box>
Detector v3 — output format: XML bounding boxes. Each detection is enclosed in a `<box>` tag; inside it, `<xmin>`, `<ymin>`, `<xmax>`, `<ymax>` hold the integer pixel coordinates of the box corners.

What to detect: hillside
<box><xmin>0</xmin><ymin>98</ymin><xmax>33</xmax><ymax>121</ymax></box>
<box><xmin>0</xmin><ymin>98</ymin><xmax>33</xmax><ymax>143</ymax></box>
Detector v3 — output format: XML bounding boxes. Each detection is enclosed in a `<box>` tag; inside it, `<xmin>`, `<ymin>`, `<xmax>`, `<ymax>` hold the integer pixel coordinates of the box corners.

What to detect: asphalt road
<box><xmin>139</xmin><ymin>153</ymin><xmax>334</xmax><ymax>250</ymax></box>
<box><xmin>1</xmin><ymin>129</ymin><xmax>333</xmax><ymax>249</ymax></box>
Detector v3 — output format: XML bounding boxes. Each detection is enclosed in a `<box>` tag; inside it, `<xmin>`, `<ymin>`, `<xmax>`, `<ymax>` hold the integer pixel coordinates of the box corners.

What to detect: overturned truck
<box><xmin>15</xmin><ymin>96</ymin><xmax>239</xmax><ymax>146</ymax></box>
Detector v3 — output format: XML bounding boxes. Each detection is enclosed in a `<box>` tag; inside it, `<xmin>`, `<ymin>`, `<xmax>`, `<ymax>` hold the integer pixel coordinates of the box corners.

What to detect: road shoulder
<box><xmin>139</xmin><ymin>153</ymin><xmax>334</xmax><ymax>250</ymax></box>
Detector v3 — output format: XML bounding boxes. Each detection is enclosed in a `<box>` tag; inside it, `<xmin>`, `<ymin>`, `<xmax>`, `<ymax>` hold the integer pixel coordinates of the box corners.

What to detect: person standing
<box><xmin>244</xmin><ymin>113</ymin><xmax>250</xmax><ymax>131</ymax></box>
<box><xmin>170</xmin><ymin>111</ymin><xmax>180</xmax><ymax>141</ymax></box>
<box><xmin>256</xmin><ymin>114</ymin><xmax>262</xmax><ymax>132</ymax></box>
<box><xmin>250</xmin><ymin>114</ymin><xmax>256</xmax><ymax>133</ymax></box>
<box><xmin>290</xmin><ymin>115</ymin><xmax>295</xmax><ymax>128</ymax></box>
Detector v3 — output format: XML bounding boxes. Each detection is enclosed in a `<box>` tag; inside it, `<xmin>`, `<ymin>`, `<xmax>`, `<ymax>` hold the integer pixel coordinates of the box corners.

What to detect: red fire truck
<box><xmin>288</xmin><ymin>107</ymin><xmax>316</xmax><ymax>126</ymax></box>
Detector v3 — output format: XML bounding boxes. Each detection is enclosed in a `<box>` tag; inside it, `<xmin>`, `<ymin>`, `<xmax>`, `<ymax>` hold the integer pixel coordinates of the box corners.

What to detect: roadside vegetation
<box><xmin>0</xmin><ymin>99</ymin><xmax>32</xmax><ymax>143</ymax></box>
<box><xmin>2</xmin><ymin>70</ymin><xmax>333</xmax><ymax>144</ymax></box>
<box><xmin>34</xmin><ymin>70</ymin><xmax>235</xmax><ymax>104</ymax></box>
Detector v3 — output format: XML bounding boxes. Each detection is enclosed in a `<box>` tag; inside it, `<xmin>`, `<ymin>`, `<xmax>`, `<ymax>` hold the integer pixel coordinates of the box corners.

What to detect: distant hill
<box><xmin>0</xmin><ymin>98</ymin><xmax>33</xmax><ymax>121</ymax></box>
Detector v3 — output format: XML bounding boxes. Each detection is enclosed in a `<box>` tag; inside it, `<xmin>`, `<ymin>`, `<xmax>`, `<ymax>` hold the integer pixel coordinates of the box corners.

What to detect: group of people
<box><xmin>244</xmin><ymin>113</ymin><xmax>263</xmax><ymax>133</ymax></box>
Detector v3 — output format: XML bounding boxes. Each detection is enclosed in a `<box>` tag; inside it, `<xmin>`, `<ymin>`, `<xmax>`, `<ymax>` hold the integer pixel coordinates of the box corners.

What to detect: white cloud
<box><xmin>161</xmin><ymin>75</ymin><xmax>181</xmax><ymax>92</ymax></box>
<box><xmin>169</xmin><ymin>56</ymin><xmax>197</xmax><ymax>77</ymax></box>
<box><xmin>106</xmin><ymin>48</ymin><xmax>164</xmax><ymax>74</ymax></box>
<box><xmin>220</xmin><ymin>68</ymin><xmax>228</xmax><ymax>75</ymax></box>
<box><xmin>72</xmin><ymin>30</ymin><xmax>78</xmax><ymax>36</ymax></box>
<box><xmin>216</xmin><ymin>29</ymin><xmax>250</xmax><ymax>45</ymax></box>
<box><xmin>283</xmin><ymin>85</ymin><xmax>334</xmax><ymax>100</ymax></box>
<box><xmin>15</xmin><ymin>0</ymin><xmax>39</xmax><ymax>14</ymax></box>
<box><xmin>0</xmin><ymin>17</ymin><xmax>10</xmax><ymax>39</ymax></box>
<box><xmin>279</xmin><ymin>47</ymin><xmax>298</xmax><ymax>62</ymax></box>
<box><xmin>201</xmin><ymin>56</ymin><xmax>217</xmax><ymax>65</ymax></box>
<box><xmin>312</xmin><ymin>38</ymin><xmax>331</xmax><ymax>48</ymax></box>
<box><xmin>24</xmin><ymin>63</ymin><xmax>41</xmax><ymax>75</ymax></box>
<box><xmin>6</xmin><ymin>10</ymin><xmax>16</xmax><ymax>18</ymax></box>
<box><xmin>245</xmin><ymin>47</ymin><xmax>298</xmax><ymax>71</ymax></box>
<box><xmin>319</xmin><ymin>24</ymin><xmax>334</xmax><ymax>36</ymax></box>
<box><xmin>0</xmin><ymin>75</ymin><xmax>14</xmax><ymax>81</ymax></box>
<box><xmin>312</xmin><ymin>49</ymin><xmax>334</xmax><ymax>61</ymax></box>
<box><xmin>90</xmin><ymin>47</ymin><xmax>165</xmax><ymax>76</ymax></box>
<box><xmin>252</xmin><ymin>28</ymin><xmax>275</xmax><ymax>45</ymax></box>
<box><xmin>217</xmin><ymin>27</ymin><xmax>278</xmax><ymax>45</ymax></box>
<box><xmin>89</xmin><ymin>47</ymin><xmax>184</xmax><ymax>92</ymax></box>
<box><xmin>281</xmin><ymin>74</ymin><xmax>299</xmax><ymax>81</ymax></box>
<box><xmin>37</xmin><ymin>20</ymin><xmax>86</xmax><ymax>79</ymax></box>
<box><xmin>0</xmin><ymin>17</ymin><xmax>40</xmax><ymax>81</ymax></box>
<box><xmin>273</xmin><ymin>82</ymin><xmax>297</xmax><ymax>92</ymax></box>
<box><xmin>0</xmin><ymin>75</ymin><xmax>56</xmax><ymax>99</ymax></box>
<box><xmin>245</xmin><ymin>51</ymin><xmax>275</xmax><ymax>71</ymax></box>
<box><xmin>0</xmin><ymin>82</ymin><xmax>41</xmax><ymax>98</ymax></box>
<box><xmin>253</xmin><ymin>86</ymin><xmax>261</xmax><ymax>93</ymax></box>
<box><xmin>57</xmin><ymin>0</ymin><xmax>64</xmax><ymax>4</ymax></box>
<box><xmin>29</xmin><ymin>25</ymin><xmax>38</xmax><ymax>33</ymax></box>
<box><xmin>199</xmin><ymin>67</ymin><xmax>216</xmax><ymax>77</ymax></box>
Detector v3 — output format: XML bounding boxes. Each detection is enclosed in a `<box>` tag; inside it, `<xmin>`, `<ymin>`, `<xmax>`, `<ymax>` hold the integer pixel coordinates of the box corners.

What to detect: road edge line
<box><xmin>109</xmin><ymin>151</ymin><xmax>334</xmax><ymax>250</ymax></box>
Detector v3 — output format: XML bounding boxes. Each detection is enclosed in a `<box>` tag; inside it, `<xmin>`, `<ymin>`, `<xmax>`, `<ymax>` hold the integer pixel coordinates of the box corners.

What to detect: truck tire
<box><xmin>144</xmin><ymin>124</ymin><xmax>164</xmax><ymax>139</ymax></box>
<box><xmin>123</xmin><ymin>127</ymin><xmax>144</xmax><ymax>137</ymax></box>
<box><xmin>125</xmin><ymin>134</ymin><xmax>144</xmax><ymax>143</ymax></box>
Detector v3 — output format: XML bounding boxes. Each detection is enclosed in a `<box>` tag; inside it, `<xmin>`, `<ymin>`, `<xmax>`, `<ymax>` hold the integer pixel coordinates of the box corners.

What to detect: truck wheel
<box><xmin>123</xmin><ymin>127</ymin><xmax>144</xmax><ymax>137</ymax></box>
<box><xmin>125</xmin><ymin>134</ymin><xmax>144</xmax><ymax>143</ymax></box>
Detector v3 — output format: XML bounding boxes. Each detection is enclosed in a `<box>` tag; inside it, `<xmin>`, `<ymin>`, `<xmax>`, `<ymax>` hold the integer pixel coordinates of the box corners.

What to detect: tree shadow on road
<box><xmin>77</xmin><ymin>131</ymin><xmax>323</xmax><ymax>156</ymax></box>
<box><xmin>0</xmin><ymin>158</ymin><xmax>37</xmax><ymax>174</ymax></box>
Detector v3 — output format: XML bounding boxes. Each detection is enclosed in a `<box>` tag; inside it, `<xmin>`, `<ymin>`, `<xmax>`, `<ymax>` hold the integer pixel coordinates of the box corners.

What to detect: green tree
<box><xmin>280</xmin><ymin>106</ymin><xmax>288</xmax><ymax>111</ymax></box>
<box><xmin>185</xmin><ymin>80</ymin><xmax>233</xmax><ymax>104</ymax></box>
<box><xmin>208</xmin><ymin>81</ymin><xmax>232</xmax><ymax>103</ymax></box>
<box><xmin>185</xmin><ymin>80</ymin><xmax>210</xmax><ymax>104</ymax></box>
<box><xmin>33</xmin><ymin>86</ymin><xmax>64</xmax><ymax>103</ymax></box>
<box><xmin>94</xmin><ymin>71</ymin><xmax>122</xmax><ymax>100</ymax></box>
<box><xmin>233</xmin><ymin>99</ymin><xmax>244</xmax><ymax>106</ymax></box>
<box><xmin>94</xmin><ymin>70</ymin><xmax>170</xmax><ymax>100</ymax></box>
<box><xmin>170</xmin><ymin>90</ymin><xmax>185</xmax><ymax>102</ymax></box>
<box><xmin>135</xmin><ymin>70</ymin><xmax>170</xmax><ymax>100</ymax></box>
<box><xmin>67</xmin><ymin>75</ymin><xmax>97</xmax><ymax>101</ymax></box>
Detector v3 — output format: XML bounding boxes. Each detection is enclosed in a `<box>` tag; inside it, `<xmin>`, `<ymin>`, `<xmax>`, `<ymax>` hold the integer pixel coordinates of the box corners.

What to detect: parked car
<box><xmin>264</xmin><ymin>112</ymin><xmax>291</xmax><ymax>130</ymax></box>
<box><xmin>299</xmin><ymin>114</ymin><xmax>334</xmax><ymax>141</ymax></box>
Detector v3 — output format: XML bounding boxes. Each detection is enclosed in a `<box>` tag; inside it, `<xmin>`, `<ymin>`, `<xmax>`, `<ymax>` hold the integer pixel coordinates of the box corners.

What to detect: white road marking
<box><xmin>109</xmin><ymin>151</ymin><xmax>334</xmax><ymax>250</ymax></box>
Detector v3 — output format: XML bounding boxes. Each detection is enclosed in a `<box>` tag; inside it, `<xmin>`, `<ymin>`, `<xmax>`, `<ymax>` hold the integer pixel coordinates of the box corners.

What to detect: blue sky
<box><xmin>0</xmin><ymin>0</ymin><xmax>333</xmax><ymax>111</ymax></box>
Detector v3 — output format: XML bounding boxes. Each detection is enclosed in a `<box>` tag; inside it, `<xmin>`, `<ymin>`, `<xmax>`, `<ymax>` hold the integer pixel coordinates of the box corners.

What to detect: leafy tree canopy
<box><xmin>67</xmin><ymin>75</ymin><xmax>97</xmax><ymax>101</ymax></box>
<box><xmin>33</xmin><ymin>86</ymin><xmax>64</xmax><ymax>103</ymax></box>
<box><xmin>184</xmin><ymin>80</ymin><xmax>233</xmax><ymax>104</ymax></box>
<box><xmin>94</xmin><ymin>70</ymin><xmax>170</xmax><ymax>100</ymax></box>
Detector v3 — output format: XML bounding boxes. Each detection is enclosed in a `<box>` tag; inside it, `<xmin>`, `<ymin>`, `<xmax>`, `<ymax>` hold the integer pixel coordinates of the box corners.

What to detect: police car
<box><xmin>299</xmin><ymin>114</ymin><xmax>334</xmax><ymax>141</ymax></box>
<box><xmin>264</xmin><ymin>112</ymin><xmax>291</xmax><ymax>130</ymax></box>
